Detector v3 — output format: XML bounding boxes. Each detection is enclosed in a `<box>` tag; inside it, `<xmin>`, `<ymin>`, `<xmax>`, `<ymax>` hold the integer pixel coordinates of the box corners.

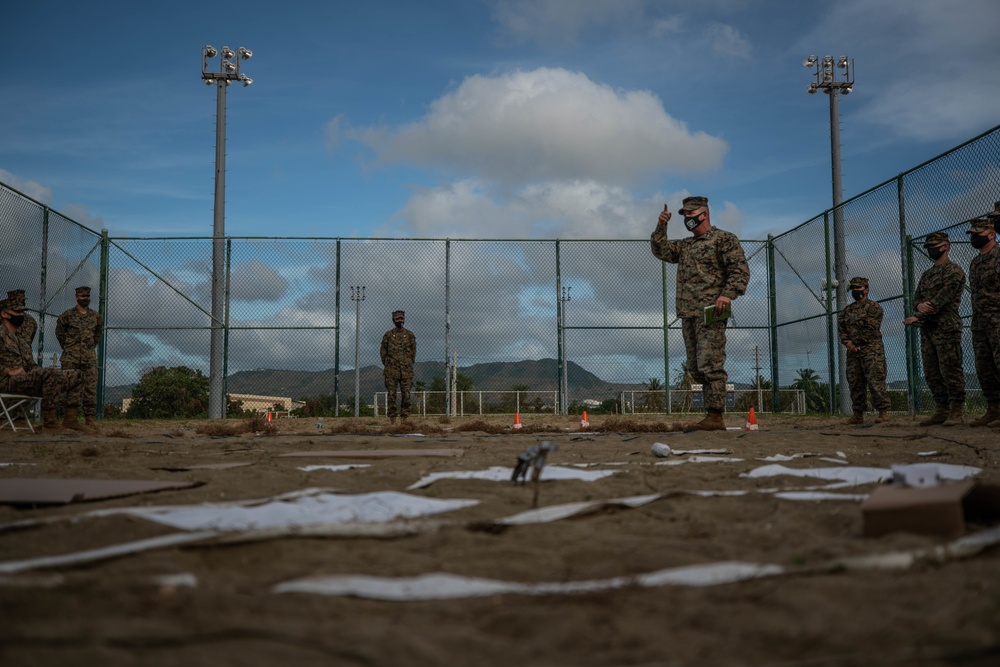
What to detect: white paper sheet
<box><xmin>406</xmin><ymin>465</ymin><xmax>620</xmax><ymax>490</ymax></box>
<box><xmin>126</xmin><ymin>492</ymin><xmax>479</xmax><ymax>531</ymax></box>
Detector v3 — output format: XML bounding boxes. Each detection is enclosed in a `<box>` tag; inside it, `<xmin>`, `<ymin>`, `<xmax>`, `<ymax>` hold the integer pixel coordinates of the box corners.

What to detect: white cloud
<box><xmin>703</xmin><ymin>23</ymin><xmax>752</xmax><ymax>59</ymax></box>
<box><xmin>490</xmin><ymin>0</ymin><xmax>646</xmax><ymax>46</ymax></box>
<box><xmin>350</xmin><ymin>67</ymin><xmax>728</xmax><ymax>188</ymax></box>
<box><xmin>382</xmin><ymin>178</ymin><xmax>744</xmax><ymax>240</ymax></box>
<box><xmin>796</xmin><ymin>0</ymin><xmax>1000</xmax><ymax>141</ymax></box>
<box><xmin>0</xmin><ymin>169</ymin><xmax>52</xmax><ymax>204</ymax></box>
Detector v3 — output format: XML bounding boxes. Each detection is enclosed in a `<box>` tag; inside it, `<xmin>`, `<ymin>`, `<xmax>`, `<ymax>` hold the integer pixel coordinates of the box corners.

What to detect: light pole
<box><xmin>202</xmin><ymin>45</ymin><xmax>253</xmax><ymax>419</ymax></box>
<box><xmin>559</xmin><ymin>286</ymin><xmax>571</xmax><ymax>414</ymax></box>
<box><xmin>805</xmin><ymin>54</ymin><xmax>853</xmax><ymax>414</ymax></box>
<box><xmin>351</xmin><ymin>286</ymin><xmax>365</xmax><ymax>417</ymax></box>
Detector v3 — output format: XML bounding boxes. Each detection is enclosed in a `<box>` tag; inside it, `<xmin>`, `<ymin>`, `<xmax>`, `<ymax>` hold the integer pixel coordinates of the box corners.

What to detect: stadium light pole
<box><xmin>804</xmin><ymin>54</ymin><xmax>853</xmax><ymax>414</ymax></box>
<box><xmin>202</xmin><ymin>44</ymin><xmax>253</xmax><ymax>419</ymax></box>
<box><xmin>559</xmin><ymin>286</ymin><xmax>571</xmax><ymax>414</ymax></box>
<box><xmin>351</xmin><ymin>286</ymin><xmax>365</xmax><ymax>417</ymax></box>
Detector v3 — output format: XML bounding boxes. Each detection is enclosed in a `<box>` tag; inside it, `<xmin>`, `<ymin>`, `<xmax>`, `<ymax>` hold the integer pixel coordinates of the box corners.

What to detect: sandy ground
<box><xmin>1</xmin><ymin>412</ymin><xmax>999</xmax><ymax>667</ymax></box>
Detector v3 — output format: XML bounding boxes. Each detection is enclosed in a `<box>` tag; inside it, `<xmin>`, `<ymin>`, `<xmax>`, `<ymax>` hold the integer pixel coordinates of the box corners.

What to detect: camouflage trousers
<box><xmin>920</xmin><ymin>325</ymin><xmax>965</xmax><ymax>406</ymax></box>
<box><xmin>972</xmin><ymin>314</ymin><xmax>1000</xmax><ymax>404</ymax></box>
<box><xmin>0</xmin><ymin>367</ymin><xmax>82</xmax><ymax>409</ymax></box>
<box><xmin>846</xmin><ymin>345</ymin><xmax>890</xmax><ymax>412</ymax></box>
<box><xmin>62</xmin><ymin>359</ymin><xmax>98</xmax><ymax>416</ymax></box>
<box><xmin>383</xmin><ymin>367</ymin><xmax>413</xmax><ymax>419</ymax></box>
<box><xmin>682</xmin><ymin>317</ymin><xmax>728</xmax><ymax>412</ymax></box>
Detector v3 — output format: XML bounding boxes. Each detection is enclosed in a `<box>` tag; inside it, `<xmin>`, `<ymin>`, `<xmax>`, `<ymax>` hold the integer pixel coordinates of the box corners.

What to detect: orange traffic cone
<box><xmin>745</xmin><ymin>407</ymin><xmax>759</xmax><ymax>431</ymax></box>
<box><xmin>513</xmin><ymin>413</ymin><xmax>522</xmax><ymax>430</ymax></box>
<box><xmin>266</xmin><ymin>411</ymin><xmax>273</xmax><ymax>423</ymax></box>
<box><xmin>581</xmin><ymin>410</ymin><xmax>590</xmax><ymax>428</ymax></box>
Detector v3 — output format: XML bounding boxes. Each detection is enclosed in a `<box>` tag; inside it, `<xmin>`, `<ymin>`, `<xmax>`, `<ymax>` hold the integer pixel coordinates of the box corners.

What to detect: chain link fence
<box><xmin>2</xmin><ymin>124</ymin><xmax>998</xmax><ymax>419</ymax></box>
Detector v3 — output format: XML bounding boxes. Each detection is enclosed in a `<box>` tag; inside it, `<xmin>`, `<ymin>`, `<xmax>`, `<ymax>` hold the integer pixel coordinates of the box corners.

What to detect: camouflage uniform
<box><xmin>380</xmin><ymin>310</ymin><xmax>416</xmax><ymax>420</ymax></box>
<box><xmin>651</xmin><ymin>196</ymin><xmax>749</xmax><ymax>413</ymax></box>
<box><xmin>910</xmin><ymin>235</ymin><xmax>966</xmax><ymax>408</ymax></box>
<box><xmin>838</xmin><ymin>278</ymin><xmax>890</xmax><ymax>414</ymax></box>
<box><xmin>7</xmin><ymin>290</ymin><xmax>37</xmax><ymax>346</ymax></box>
<box><xmin>1</xmin><ymin>301</ymin><xmax>82</xmax><ymax>410</ymax></box>
<box><xmin>55</xmin><ymin>287</ymin><xmax>102</xmax><ymax>419</ymax></box>
<box><xmin>967</xmin><ymin>220</ymin><xmax>1000</xmax><ymax>407</ymax></box>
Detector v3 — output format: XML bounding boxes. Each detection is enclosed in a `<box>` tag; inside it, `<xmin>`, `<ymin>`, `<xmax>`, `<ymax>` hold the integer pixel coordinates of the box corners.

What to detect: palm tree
<box><xmin>642</xmin><ymin>377</ymin><xmax>665</xmax><ymax>411</ymax></box>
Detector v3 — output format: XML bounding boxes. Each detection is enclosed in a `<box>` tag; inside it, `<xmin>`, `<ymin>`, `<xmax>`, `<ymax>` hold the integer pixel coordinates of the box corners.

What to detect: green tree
<box><xmin>642</xmin><ymin>377</ymin><xmax>665</xmax><ymax>411</ymax></box>
<box><xmin>791</xmin><ymin>368</ymin><xmax>830</xmax><ymax>413</ymax></box>
<box><xmin>127</xmin><ymin>366</ymin><xmax>210</xmax><ymax>419</ymax></box>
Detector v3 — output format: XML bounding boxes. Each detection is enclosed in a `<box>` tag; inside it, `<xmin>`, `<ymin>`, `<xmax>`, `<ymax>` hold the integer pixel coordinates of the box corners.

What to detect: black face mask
<box><xmin>77</xmin><ymin>298</ymin><xmax>90</xmax><ymax>308</ymax></box>
<box><xmin>927</xmin><ymin>247</ymin><xmax>944</xmax><ymax>261</ymax></box>
<box><xmin>394</xmin><ymin>320</ymin><xmax>404</xmax><ymax>328</ymax></box>
<box><xmin>851</xmin><ymin>290</ymin><xmax>865</xmax><ymax>301</ymax></box>
<box><xmin>683</xmin><ymin>215</ymin><xmax>703</xmax><ymax>232</ymax></box>
<box><xmin>970</xmin><ymin>233</ymin><xmax>991</xmax><ymax>249</ymax></box>
<box><xmin>5</xmin><ymin>314</ymin><xmax>25</xmax><ymax>327</ymax></box>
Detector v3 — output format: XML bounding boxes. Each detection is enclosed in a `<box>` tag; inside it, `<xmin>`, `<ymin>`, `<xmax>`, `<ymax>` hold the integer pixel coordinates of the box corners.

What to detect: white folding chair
<box><xmin>0</xmin><ymin>394</ymin><xmax>40</xmax><ymax>433</ymax></box>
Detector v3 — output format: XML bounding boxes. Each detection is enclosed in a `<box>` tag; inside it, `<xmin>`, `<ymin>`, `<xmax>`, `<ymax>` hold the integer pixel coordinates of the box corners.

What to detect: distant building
<box><xmin>122</xmin><ymin>393</ymin><xmax>303</xmax><ymax>415</ymax></box>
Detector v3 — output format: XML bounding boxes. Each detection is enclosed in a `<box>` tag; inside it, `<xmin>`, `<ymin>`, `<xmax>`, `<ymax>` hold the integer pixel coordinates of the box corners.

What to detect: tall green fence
<box><xmin>2</xmin><ymin>124</ymin><xmax>999</xmax><ymax>417</ymax></box>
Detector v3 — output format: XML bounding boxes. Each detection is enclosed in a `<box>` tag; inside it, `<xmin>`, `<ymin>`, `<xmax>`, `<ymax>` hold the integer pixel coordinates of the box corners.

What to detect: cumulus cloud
<box><xmin>349</xmin><ymin>67</ymin><xmax>728</xmax><ymax>188</ymax></box>
<box><xmin>381</xmin><ymin>177</ymin><xmax>745</xmax><ymax>240</ymax></box>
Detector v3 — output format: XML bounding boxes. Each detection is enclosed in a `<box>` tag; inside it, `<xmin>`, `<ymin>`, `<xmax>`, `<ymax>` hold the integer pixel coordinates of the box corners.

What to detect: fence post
<box><xmin>222</xmin><ymin>238</ymin><xmax>232</xmax><ymax>416</ymax></box>
<box><xmin>661</xmin><ymin>260</ymin><xmax>670</xmax><ymax>415</ymax></box>
<box><xmin>36</xmin><ymin>207</ymin><xmax>50</xmax><ymax>367</ymax></box>
<box><xmin>898</xmin><ymin>177</ymin><xmax>917</xmax><ymax>415</ymax></box>
<box><xmin>767</xmin><ymin>235</ymin><xmax>779</xmax><ymax>412</ymax></box>
<box><xmin>445</xmin><ymin>239</ymin><xmax>452</xmax><ymax>418</ymax></box>
<box><xmin>334</xmin><ymin>239</ymin><xmax>341</xmax><ymax>416</ymax></box>
<box><xmin>823</xmin><ymin>212</ymin><xmax>837</xmax><ymax>414</ymax></box>
<box><xmin>96</xmin><ymin>229</ymin><xmax>109</xmax><ymax>417</ymax></box>
<box><xmin>556</xmin><ymin>240</ymin><xmax>564</xmax><ymax>414</ymax></box>
<box><xmin>905</xmin><ymin>235</ymin><xmax>920</xmax><ymax>414</ymax></box>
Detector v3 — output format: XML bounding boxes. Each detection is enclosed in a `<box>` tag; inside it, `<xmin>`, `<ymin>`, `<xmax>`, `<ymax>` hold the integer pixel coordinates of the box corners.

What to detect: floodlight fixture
<box><xmin>240</xmin><ymin>74</ymin><xmax>253</xmax><ymax>87</ymax></box>
<box><xmin>221</xmin><ymin>46</ymin><xmax>235</xmax><ymax>59</ymax></box>
<box><xmin>807</xmin><ymin>83</ymin><xmax>819</xmax><ymax>94</ymax></box>
<box><xmin>803</xmin><ymin>55</ymin><xmax>817</xmax><ymax>68</ymax></box>
<box><xmin>204</xmin><ymin>45</ymin><xmax>217</xmax><ymax>58</ymax></box>
<box><xmin>238</xmin><ymin>47</ymin><xmax>252</xmax><ymax>60</ymax></box>
<box><xmin>837</xmin><ymin>55</ymin><xmax>849</xmax><ymax>68</ymax></box>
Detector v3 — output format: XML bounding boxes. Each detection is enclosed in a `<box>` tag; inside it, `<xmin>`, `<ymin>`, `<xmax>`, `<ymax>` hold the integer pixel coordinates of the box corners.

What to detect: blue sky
<box><xmin>2</xmin><ymin>0</ymin><xmax>999</xmax><ymax>243</ymax></box>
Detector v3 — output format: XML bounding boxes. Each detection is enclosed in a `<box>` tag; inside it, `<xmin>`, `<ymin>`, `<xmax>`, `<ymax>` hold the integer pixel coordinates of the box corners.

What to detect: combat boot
<box><xmin>919</xmin><ymin>405</ymin><xmax>949</xmax><ymax>426</ymax></box>
<box><xmin>685</xmin><ymin>410</ymin><xmax>726</xmax><ymax>431</ymax></box>
<box><xmin>844</xmin><ymin>412</ymin><xmax>864</xmax><ymax>425</ymax></box>
<box><xmin>61</xmin><ymin>407</ymin><xmax>89</xmax><ymax>433</ymax></box>
<box><xmin>874</xmin><ymin>410</ymin><xmax>890</xmax><ymax>423</ymax></box>
<box><xmin>970</xmin><ymin>403</ymin><xmax>1000</xmax><ymax>427</ymax></box>
<box><xmin>41</xmin><ymin>408</ymin><xmax>64</xmax><ymax>433</ymax></box>
<box><xmin>941</xmin><ymin>403</ymin><xmax>964</xmax><ymax>427</ymax></box>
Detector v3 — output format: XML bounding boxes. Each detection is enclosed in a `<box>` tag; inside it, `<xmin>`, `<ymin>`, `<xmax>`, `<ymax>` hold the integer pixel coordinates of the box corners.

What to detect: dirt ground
<box><xmin>1</xmin><ymin>412</ymin><xmax>999</xmax><ymax>667</ymax></box>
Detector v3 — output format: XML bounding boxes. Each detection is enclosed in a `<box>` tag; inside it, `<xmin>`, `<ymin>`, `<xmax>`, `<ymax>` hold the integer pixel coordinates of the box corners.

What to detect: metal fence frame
<box><xmin>2</xmin><ymin>124</ymin><xmax>998</xmax><ymax>418</ymax></box>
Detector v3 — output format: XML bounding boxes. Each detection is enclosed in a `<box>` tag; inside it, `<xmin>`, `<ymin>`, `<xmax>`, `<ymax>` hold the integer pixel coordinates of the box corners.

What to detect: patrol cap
<box><xmin>678</xmin><ymin>196</ymin><xmax>709</xmax><ymax>214</ymax></box>
<box><xmin>922</xmin><ymin>232</ymin><xmax>949</xmax><ymax>247</ymax></box>
<box><xmin>5</xmin><ymin>290</ymin><xmax>26</xmax><ymax>308</ymax></box>
<box><xmin>848</xmin><ymin>277</ymin><xmax>868</xmax><ymax>289</ymax></box>
<box><xmin>392</xmin><ymin>310</ymin><xmax>405</xmax><ymax>319</ymax></box>
<box><xmin>75</xmin><ymin>286</ymin><xmax>91</xmax><ymax>296</ymax></box>
<box><xmin>966</xmin><ymin>217</ymin><xmax>993</xmax><ymax>234</ymax></box>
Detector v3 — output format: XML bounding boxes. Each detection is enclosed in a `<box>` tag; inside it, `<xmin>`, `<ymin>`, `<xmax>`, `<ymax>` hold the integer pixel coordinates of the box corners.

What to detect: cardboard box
<box><xmin>861</xmin><ymin>480</ymin><xmax>1000</xmax><ymax>539</ymax></box>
